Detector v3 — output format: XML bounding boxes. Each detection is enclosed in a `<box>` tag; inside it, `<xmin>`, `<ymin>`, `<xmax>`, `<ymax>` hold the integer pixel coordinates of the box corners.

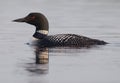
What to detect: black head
<box><xmin>13</xmin><ymin>12</ymin><xmax>49</xmax><ymax>30</ymax></box>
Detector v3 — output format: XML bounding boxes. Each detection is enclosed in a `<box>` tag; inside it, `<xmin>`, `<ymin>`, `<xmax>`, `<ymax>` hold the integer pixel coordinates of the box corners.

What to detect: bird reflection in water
<box><xmin>26</xmin><ymin>41</ymin><xmax>49</xmax><ymax>75</ymax></box>
<box><xmin>35</xmin><ymin>47</ymin><xmax>49</xmax><ymax>64</ymax></box>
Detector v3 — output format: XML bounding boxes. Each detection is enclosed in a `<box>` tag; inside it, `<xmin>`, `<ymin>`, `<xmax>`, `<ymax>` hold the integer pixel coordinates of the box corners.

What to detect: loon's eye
<box><xmin>30</xmin><ymin>16</ymin><xmax>36</xmax><ymax>20</ymax></box>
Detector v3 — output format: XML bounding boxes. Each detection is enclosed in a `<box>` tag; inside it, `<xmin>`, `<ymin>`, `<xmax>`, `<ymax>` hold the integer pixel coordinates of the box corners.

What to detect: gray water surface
<box><xmin>0</xmin><ymin>0</ymin><xmax>120</xmax><ymax>83</ymax></box>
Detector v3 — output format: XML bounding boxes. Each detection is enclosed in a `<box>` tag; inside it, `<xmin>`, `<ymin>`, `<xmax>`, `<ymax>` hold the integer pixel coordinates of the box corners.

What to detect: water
<box><xmin>0</xmin><ymin>0</ymin><xmax>120</xmax><ymax>83</ymax></box>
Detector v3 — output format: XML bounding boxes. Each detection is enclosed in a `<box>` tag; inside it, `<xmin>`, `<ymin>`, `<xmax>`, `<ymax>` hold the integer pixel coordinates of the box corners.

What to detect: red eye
<box><xmin>31</xmin><ymin>16</ymin><xmax>35</xmax><ymax>20</ymax></box>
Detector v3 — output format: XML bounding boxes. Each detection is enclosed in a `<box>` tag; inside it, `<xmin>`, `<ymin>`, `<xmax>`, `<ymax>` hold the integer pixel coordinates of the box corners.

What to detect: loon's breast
<box><xmin>38</xmin><ymin>34</ymin><xmax>107</xmax><ymax>47</ymax></box>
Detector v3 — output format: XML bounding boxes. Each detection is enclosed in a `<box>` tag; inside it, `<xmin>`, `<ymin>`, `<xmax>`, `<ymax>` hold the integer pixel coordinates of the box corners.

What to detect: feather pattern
<box><xmin>37</xmin><ymin>34</ymin><xmax>107</xmax><ymax>47</ymax></box>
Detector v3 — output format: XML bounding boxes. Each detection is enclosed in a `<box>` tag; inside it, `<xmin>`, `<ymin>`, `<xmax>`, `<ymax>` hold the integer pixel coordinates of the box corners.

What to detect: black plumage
<box><xmin>38</xmin><ymin>34</ymin><xmax>107</xmax><ymax>47</ymax></box>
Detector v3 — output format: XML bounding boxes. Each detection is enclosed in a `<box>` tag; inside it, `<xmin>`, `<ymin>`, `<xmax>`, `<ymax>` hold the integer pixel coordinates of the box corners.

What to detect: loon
<box><xmin>13</xmin><ymin>12</ymin><xmax>107</xmax><ymax>47</ymax></box>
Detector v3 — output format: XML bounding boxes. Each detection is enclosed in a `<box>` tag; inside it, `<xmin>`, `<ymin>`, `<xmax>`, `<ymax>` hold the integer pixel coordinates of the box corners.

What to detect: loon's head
<box><xmin>13</xmin><ymin>12</ymin><xmax>49</xmax><ymax>39</ymax></box>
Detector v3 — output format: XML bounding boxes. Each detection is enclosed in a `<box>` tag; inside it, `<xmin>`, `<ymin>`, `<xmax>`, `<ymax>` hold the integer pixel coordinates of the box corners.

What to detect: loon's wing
<box><xmin>39</xmin><ymin>34</ymin><xmax>107</xmax><ymax>47</ymax></box>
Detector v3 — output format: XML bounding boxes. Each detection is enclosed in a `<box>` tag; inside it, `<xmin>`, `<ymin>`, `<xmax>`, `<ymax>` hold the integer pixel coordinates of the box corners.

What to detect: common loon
<box><xmin>13</xmin><ymin>12</ymin><xmax>107</xmax><ymax>47</ymax></box>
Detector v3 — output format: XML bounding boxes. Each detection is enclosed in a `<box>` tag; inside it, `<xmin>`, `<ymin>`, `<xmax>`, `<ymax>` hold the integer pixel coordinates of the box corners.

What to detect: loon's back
<box><xmin>38</xmin><ymin>34</ymin><xmax>107</xmax><ymax>47</ymax></box>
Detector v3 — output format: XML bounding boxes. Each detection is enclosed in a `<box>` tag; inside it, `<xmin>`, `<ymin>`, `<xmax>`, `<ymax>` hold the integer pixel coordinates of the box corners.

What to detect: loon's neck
<box><xmin>32</xmin><ymin>13</ymin><xmax>49</xmax><ymax>39</ymax></box>
<box><xmin>33</xmin><ymin>26</ymin><xmax>49</xmax><ymax>39</ymax></box>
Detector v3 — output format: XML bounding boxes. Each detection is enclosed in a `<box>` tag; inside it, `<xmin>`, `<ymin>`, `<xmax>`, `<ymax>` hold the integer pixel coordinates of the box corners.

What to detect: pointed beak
<box><xmin>13</xmin><ymin>17</ymin><xmax>27</xmax><ymax>22</ymax></box>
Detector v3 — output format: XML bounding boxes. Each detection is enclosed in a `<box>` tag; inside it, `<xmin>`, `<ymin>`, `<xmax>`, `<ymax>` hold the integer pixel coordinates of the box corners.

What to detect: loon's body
<box><xmin>13</xmin><ymin>12</ymin><xmax>107</xmax><ymax>47</ymax></box>
<box><xmin>36</xmin><ymin>34</ymin><xmax>106</xmax><ymax>47</ymax></box>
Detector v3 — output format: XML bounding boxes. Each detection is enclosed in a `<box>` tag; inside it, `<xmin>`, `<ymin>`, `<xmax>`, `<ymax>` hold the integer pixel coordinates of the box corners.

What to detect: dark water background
<box><xmin>0</xmin><ymin>0</ymin><xmax>120</xmax><ymax>83</ymax></box>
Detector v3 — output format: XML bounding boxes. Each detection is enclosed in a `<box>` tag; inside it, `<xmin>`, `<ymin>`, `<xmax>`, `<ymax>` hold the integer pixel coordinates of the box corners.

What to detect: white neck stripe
<box><xmin>37</xmin><ymin>30</ymin><xmax>48</xmax><ymax>35</ymax></box>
